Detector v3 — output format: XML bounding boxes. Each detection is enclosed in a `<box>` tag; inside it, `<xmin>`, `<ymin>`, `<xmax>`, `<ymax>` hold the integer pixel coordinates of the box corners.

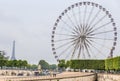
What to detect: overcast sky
<box><xmin>0</xmin><ymin>0</ymin><xmax>120</xmax><ymax>64</ymax></box>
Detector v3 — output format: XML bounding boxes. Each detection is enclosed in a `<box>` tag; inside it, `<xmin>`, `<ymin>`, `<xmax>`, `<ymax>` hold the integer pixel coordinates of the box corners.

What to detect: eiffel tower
<box><xmin>11</xmin><ymin>40</ymin><xmax>16</xmax><ymax>60</ymax></box>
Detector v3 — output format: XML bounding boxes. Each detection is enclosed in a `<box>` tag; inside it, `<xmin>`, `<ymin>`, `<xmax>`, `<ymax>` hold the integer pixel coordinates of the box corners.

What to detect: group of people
<box><xmin>50</xmin><ymin>71</ymin><xmax>57</xmax><ymax>77</ymax></box>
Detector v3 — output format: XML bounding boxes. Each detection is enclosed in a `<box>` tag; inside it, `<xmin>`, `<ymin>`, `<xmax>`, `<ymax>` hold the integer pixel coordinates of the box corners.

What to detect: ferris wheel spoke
<box><xmin>77</xmin><ymin>37</ymin><xmax>84</xmax><ymax>58</ymax></box>
<box><xmin>78</xmin><ymin>5</ymin><xmax>82</xmax><ymax>26</ymax></box>
<box><xmin>55</xmin><ymin>41</ymin><xmax>73</xmax><ymax>50</ymax></box>
<box><xmin>84</xmin><ymin>25</ymin><xmax>91</xmax><ymax>34</ymax></box>
<box><xmin>86</xmin><ymin>6</ymin><xmax>94</xmax><ymax>26</ymax></box>
<box><xmin>84</xmin><ymin>41</ymin><xmax>91</xmax><ymax>58</ymax></box>
<box><xmin>65</xmin><ymin>51</ymin><xmax>71</xmax><ymax>60</ymax></box>
<box><xmin>73</xmin><ymin>26</ymin><xmax>80</xmax><ymax>34</ymax></box>
<box><xmin>77</xmin><ymin>44</ymin><xmax>82</xmax><ymax>59</ymax></box>
<box><xmin>84</xmin><ymin>26</ymin><xmax>93</xmax><ymax>36</ymax></box>
<box><xmin>66</xmin><ymin>42</ymin><xmax>78</xmax><ymax>60</ymax></box>
<box><xmin>82</xmin><ymin>45</ymin><xmax>86</xmax><ymax>59</ymax></box>
<box><xmin>91</xmin><ymin>21</ymin><xmax>112</xmax><ymax>32</ymax></box>
<box><xmin>91</xmin><ymin>14</ymin><xmax>107</xmax><ymax>28</ymax></box>
<box><xmin>59</xmin><ymin>26</ymin><xmax>73</xmax><ymax>34</ymax></box>
<box><xmin>65</xmin><ymin>44</ymin><xmax>77</xmax><ymax>60</ymax></box>
<box><xmin>83</xmin><ymin>5</ymin><xmax>87</xmax><ymax>26</ymax></box>
<box><xmin>55</xmin><ymin>33</ymin><xmax>77</xmax><ymax>37</ymax></box>
<box><xmin>86</xmin><ymin>21</ymin><xmax>112</xmax><ymax>35</ymax></box>
<box><xmin>88</xmin><ymin>41</ymin><xmax>106</xmax><ymax>57</ymax></box>
<box><xmin>93</xmin><ymin>46</ymin><xmax>106</xmax><ymax>57</ymax></box>
<box><xmin>73</xmin><ymin>37</ymin><xmax>82</xmax><ymax>59</ymax></box>
<box><xmin>71</xmin><ymin>43</ymin><xmax>78</xmax><ymax>59</ymax></box>
<box><xmin>55</xmin><ymin>37</ymin><xmax>78</xmax><ymax>50</ymax></box>
<box><xmin>87</xmin><ymin>45</ymin><xmax>97</xmax><ymax>58</ymax></box>
<box><xmin>88</xmin><ymin>9</ymin><xmax>101</xmax><ymax>27</ymax></box>
<box><xmin>85</xmin><ymin>38</ymin><xmax>93</xmax><ymax>46</ymax></box>
<box><xmin>81</xmin><ymin>26</ymin><xmax>84</xmax><ymax>35</ymax></box>
<box><xmin>61</xmin><ymin>18</ymin><xmax>80</xmax><ymax>34</ymax></box>
<box><xmin>83</xmin><ymin>39</ymin><xmax>94</xmax><ymax>58</ymax></box>
<box><xmin>54</xmin><ymin>38</ymin><xmax>75</xmax><ymax>42</ymax></box>
<box><xmin>84</xmin><ymin>39</ymin><xmax>97</xmax><ymax>58</ymax></box>
<box><xmin>78</xmin><ymin>24</ymin><xmax>83</xmax><ymax>34</ymax></box>
<box><xmin>89</xmin><ymin>30</ymin><xmax>114</xmax><ymax>36</ymax></box>
<box><xmin>87</xmin><ymin>37</ymin><xmax>114</xmax><ymax>40</ymax></box>
<box><xmin>58</xmin><ymin>42</ymin><xmax>74</xmax><ymax>57</ymax></box>
<box><xmin>61</xmin><ymin>19</ymin><xmax>78</xmax><ymax>34</ymax></box>
<box><xmin>66</xmin><ymin>13</ymin><xmax>77</xmax><ymax>28</ymax></box>
<box><xmin>72</xmin><ymin>8</ymin><xmax>79</xmax><ymax>27</ymax></box>
<box><xmin>91</xmin><ymin>40</ymin><xmax>112</xmax><ymax>50</ymax></box>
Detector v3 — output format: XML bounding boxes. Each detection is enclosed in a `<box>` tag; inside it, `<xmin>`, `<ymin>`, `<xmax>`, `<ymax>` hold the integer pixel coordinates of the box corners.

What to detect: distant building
<box><xmin>11</xmin><ymin>40</ymin><xmax>16</xmax><ymax>60</ymax></box>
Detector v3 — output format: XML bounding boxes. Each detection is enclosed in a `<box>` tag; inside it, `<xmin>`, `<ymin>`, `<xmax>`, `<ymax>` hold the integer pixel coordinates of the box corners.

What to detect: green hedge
<box><xmin>105</xmin><ymin>56</ymin><xmax>120</xmax><ymax>70</ymax></box>
<box><xmin>105</xmin><ymin>58</ymin><xmax>113</xmax><ymax>70</ymax></box>
<box><xmin>57</xmin><ymin>56</ymin><xmax>120</xmax><ymax>70</ymax></box>
<box><xmin>70</xmin><ymin>59</ymin><xmax>105</xmax><ymax>70</ymax></box>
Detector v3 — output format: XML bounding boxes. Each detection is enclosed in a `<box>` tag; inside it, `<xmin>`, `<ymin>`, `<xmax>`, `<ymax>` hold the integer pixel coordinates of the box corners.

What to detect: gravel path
<box><xmin>0</xmin><ymin>72</ymin><xmax>95</xmax><ymax>81</ymax></box>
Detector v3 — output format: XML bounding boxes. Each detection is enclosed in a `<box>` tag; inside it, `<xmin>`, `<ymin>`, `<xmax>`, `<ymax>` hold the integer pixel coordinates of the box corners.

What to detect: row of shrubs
<box><xmin>105</xmin><ymin>56</ymin><xmax>120</xmax><ymax>70</ymax></box>
<box><xmin>70</xmin><ymin>59</ymin><xmax>105</xmax><ymax>70</ymax></box>
<box><xmin>58</xmin><ymin>56</ymin><xmax>120</xmax><ymax>70</ymax></box>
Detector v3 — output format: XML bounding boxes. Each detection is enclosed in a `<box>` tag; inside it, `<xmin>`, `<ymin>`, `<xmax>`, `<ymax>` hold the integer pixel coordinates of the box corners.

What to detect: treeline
<box><xmin>0</xmin><ymin>59</ymin><xmax>57</xmax><ymax>70</ymax></box>
<box><xmin>0</xmin><ymin>52</ymin><xmax>57</xmax><ymax>70</ymax></box>
<box><xmin>38</xmin><ymin>60</ymin><xmax>57</xmax><ymax>70</ymax></box>
<box><xmin>58</xmin><ymin>56</ymin><xmax>120</xmax><ymax>71</ymax></box>
<box><xmin>0</xmin><ymin>60</ymin><xmax>28</xmax><ymax>69</ymax></box>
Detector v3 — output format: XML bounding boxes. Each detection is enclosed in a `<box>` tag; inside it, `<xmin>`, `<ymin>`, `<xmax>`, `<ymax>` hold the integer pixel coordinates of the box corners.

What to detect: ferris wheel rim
<box><xmin>51</xmin><ymin>1</ymin><xmax>117</xmax><ymax>62</ymax></box>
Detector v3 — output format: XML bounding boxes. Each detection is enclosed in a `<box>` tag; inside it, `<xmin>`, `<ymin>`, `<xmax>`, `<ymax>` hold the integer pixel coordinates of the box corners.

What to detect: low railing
<box><xmin>0</xmin><ymin>73</ymin><xmax>97</xmax><ymax>81</ymax></box>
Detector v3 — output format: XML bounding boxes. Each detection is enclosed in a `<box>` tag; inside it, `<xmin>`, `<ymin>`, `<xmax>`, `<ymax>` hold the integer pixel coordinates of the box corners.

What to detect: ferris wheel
<box><xmin>51</xmin><ymin>2</ymin><xmax>117</xmax><ymax>62</ymax></box>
